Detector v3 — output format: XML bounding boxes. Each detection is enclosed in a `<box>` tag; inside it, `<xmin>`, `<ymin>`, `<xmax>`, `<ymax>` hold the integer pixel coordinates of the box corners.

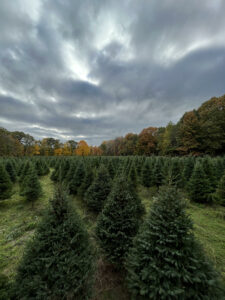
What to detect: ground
<box><xmin>0</xmin><ymin>172</ymin><xmax>225</xmax><ymax>299</ymax></box>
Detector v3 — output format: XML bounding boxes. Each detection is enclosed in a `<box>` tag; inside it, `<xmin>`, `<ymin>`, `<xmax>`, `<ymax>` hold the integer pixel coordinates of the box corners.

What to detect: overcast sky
<box><xmin>0</xmin><ymin>0</ymin><xmax>225</xmax><ymax>145</ymax></box>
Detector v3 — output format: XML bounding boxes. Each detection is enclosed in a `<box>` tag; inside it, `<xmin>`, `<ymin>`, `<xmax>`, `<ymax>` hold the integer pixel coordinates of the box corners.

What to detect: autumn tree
<box><xmin>137</xmin><ymin>127</ymin><xmax>158</xmax><ymax>155</ymax></box>
<box><xmin>76</xmin><ymin>140</ymin><xmax>91</xmax><ymax>156</ymax></box>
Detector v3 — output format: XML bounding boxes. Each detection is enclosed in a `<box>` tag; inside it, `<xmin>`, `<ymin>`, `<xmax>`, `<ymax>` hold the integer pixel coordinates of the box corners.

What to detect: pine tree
<box><xmin>188</xmin><ymin>161</ymin><xmax>212</xmax><ymax>203</ymax></box>
<box><xmin>141</xmin><ymin>159</ymin><xmax>151</xmax><ymax>187</ymax></box>
<box><xmin>22</xmin><ymin>167</ymin><xmax>42</xmax><ymax>207</ymax></box>
<box><xmin>0</xmin><ymin>163</ymin><xmax>12</xmax><ymax>200</ymax></box>
<box><xmin>12</xmin><ymin>187</ymin><xmax>95</xmax><ymax>300</ymax></box>
<box><xmin>213</xmin><ymin>173</ymin><xmax>225</xmax><ymax>206</ymax></box>
<box><xmin>126</xmin><ymin>186</ymin><xmax>224</xmax><ymax>299</ymax></box>
<box><xmin>84</xmin><ymin>165</ymin><xmax>111</xmax><ymax>213</ymax></box>
<box><xmin>96</xmin><ymin>176</ymin><xmax>144</xmax><ymax>267</ymax></box>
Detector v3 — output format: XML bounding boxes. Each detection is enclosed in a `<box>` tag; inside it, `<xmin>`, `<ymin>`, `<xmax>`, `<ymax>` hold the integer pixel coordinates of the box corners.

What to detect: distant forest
<box><xmin>1</xmin><ymin>94</ymin><xmax>225</xmax><ymax>157</ymax></box>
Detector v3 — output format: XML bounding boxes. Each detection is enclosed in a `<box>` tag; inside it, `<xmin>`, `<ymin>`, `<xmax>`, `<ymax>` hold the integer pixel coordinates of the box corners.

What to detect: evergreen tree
<box><xmin>128</xmin><ymin>162</ymin><xmax>138</xmax><ymax>188</ymax></box>
<box><xmin>107</xmin><ymin>159</ymin><xmax>115</xmax><ymax>179</ymax></box>
<box><xmin>19</xmin><ymin>160</ymin><xmax>31</xmax><ymax>183</ymax></box>
<box><xmin>202</xmin><ymin>157</ymin><xmax>217</xmax><ymax>193</ymax></box>
<box><xmin>188</xmin><ymin>161</ymin><xmax>212</xmax><ymax>203</ymax></box>
<box><xmin>152</xmin><ymin>159</ymin><xmax>163</xmax><ymax>187</ymax></box>
<box><xmin>182</xmin><ymin>158</ymin><xmax>194</xmax><ymax>189</ymax></box>
<box><xmin>96</xmin><ymin>176</ymin><xmax>144</xmax><ymax>267</ymax></box>
<box><xmin>126</xmin><ymin>186</ymin><xmax>224</xmax><ymax>299</ymax></box>
<box><xmin>79</xmin><ymin>166</ymin><xmax>94</xmax><ymax>198</ymax></box>
<box><xmin>0</xmin><ymin>163</ymin><xmax>12</xmax><ymax>200</ymax></box>
<box><xmin>213</xmin><ymin>173</ymin><xmax>225</xmax><ymax>206</ymax></box>
<box><xmin>67</xmin><ymin>161</ymin><xmax>85</xmax><ymax>195</ymax></box>
<box><xmin>84</xmin><ymin>165</ymin><xmax>111</xmax><ymax>213</ymax></box>
<box><xmin>141</xmin><ymin>159</ymin><xmax>151</xmax><ymax>187</ymax></box>
<box><xmin>5</xmin><ymin>160</ymin><xmax>17</xmax><ymax>183</ymax></box>
<box><xmin>22</xmin><ymin>167</ymin><xmax>42</xmax><ymax>207</ymax></box>
<box><xmin>65</xmin><ymin>160</ymin><xmax>77</xmax><ymax>184</ymax></box>
<box><xmin>163</xmin><ymin>159</ymin><xmax>182</xmax><ymax>187</ymax></box>
<box><xmin>12</xmin><ymin>187</ymin><xmax>95</xmax><ymax>300</ymax></box>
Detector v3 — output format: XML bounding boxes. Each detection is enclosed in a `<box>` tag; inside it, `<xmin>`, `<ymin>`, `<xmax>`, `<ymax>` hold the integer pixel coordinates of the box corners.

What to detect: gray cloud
<box><xmin>0</xmin><ymin>0</ymin><xmax>225</xmax><ymax>145</ymax></box>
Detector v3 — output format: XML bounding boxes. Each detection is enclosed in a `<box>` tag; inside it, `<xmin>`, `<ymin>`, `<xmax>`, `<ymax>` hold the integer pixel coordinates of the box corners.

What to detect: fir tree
<box><xmin>12</xmin><ymin>187</ymin><xmax>95</xmax><ymax>300</ymax></box>
<box><xmin>213</xmin><ymin>173</ymin><xmax>225</xmax><ymax>206</ymax></box>
<box><xmin>188</xmin><ymin>161</ymin><xmax>212</xmax><ymax>203</ymax></box>
<box><xmin>22</xmin><ymin>167</ymin><xmax>42</xmax><ymax>207</ymax></box>
<box><xmin>151</xmin><ymin>158</ymin><xmax>163</xmax><ymax>187</ymax></box>
<box><xmin>84</xmin><ymin>165</ymin><xmax>111</xmax><ymax>213</ymax></box>
<box><xmin>79</xmin><ymin>166</ymin><xmax>94</xmax><ymax>198</ymax></box>
<box><xmin>202</xmin><ymin>157</ymin><xmax>217</xmax><ymax>193</ymax></box>
<box><xmin>163</xmin><ymin>159</ymin><xmax>182</xmax><ymax>187</ymax></box>
<box><xmin>141</xmin><ymin>159</ymin><xmax>151</xmax><ymax>187</ymax></box>
<box><xmin>5</xmin><ymin>160</ymin><xmax>17</xmax><ymax>183</ymax></box>
<box><xmin>67</xmin><ymin>161</ymin><xmax>85</xmax><ymax>195</ymax></box>
<box><xmin>182</xmin><ymin>158</ymin><xmax>194</xmax><ymax>189</ymax></box>
<box><xmin>128</xmin><ymin>162</ymin><xmax>138</xmax><ymax>188</ymax></box>
<box><xmin>126</xmin><ymin>186</ymin><xmax>224</xmax><ymax>299</ymax></box>
<box><xmin>0</xmin><ymin>163</ymin><xmax>12</xmax><ymax>200</ymax></box>
<box><xmin>96</xmin><ymin>176</ymin><xmax>144</xmax><ymax>267</ymax></box>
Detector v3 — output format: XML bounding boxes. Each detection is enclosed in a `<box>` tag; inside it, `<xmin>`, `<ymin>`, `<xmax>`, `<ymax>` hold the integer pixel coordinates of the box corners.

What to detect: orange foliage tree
<box><xmin>76</xmin><ymin>140</ymin><xmax>91</xmax><ymax>156</ymax></box>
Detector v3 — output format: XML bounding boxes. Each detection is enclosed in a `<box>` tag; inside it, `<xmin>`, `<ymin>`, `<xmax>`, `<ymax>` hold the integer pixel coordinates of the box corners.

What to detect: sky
<box><xmin>0</xmin><ymin>0</ymin><xmax>225</xmax><ymax>145</ymax></box>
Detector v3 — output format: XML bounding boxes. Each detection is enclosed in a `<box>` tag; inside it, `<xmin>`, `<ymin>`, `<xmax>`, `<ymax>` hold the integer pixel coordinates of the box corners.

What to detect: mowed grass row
<box><xmin>0</xmin><ymin>172</ymin><xmax>225</xmax><ymax>298</ymax></box>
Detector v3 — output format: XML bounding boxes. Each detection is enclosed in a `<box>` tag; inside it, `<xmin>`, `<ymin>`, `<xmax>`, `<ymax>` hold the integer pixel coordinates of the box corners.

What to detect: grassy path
<box><xmin>0</xmin><ymin>172</ymin><xmax>54</xmax><ymax>278</ymax></box>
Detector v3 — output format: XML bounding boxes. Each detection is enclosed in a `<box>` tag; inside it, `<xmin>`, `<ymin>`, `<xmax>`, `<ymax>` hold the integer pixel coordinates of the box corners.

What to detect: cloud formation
<box><xmin>0</xmin><ymin>0</ymin><xmax>225</xmax><ymax>145</ymax></box>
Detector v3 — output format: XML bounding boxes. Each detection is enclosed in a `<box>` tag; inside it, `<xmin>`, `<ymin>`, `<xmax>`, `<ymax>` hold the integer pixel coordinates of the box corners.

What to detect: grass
<box><xmin>0</xmin><ymin>172</ymin><xmax>54</xmax><ymax>279</ymax></box>
<box><xmin>0</xmin><ymin>174</ymin><xmax>225</xmax><ymax>299</ymax></box>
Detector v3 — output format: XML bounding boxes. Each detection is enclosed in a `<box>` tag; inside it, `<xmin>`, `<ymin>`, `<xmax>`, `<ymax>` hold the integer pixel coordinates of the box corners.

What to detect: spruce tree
<box><xmin>96</xmin><ymin>176</ymin><xmax>144</xmax><ymax>267</ymax></box>
<box><xmin>84</xmin><ymin>165</ymin><xmax>111</xmax><ymax>213</ymax></box>
<box><xmin>12</xmin><ymin>187</ymin><xmax>95</xmax><ymax>300</ymax></box>
<box><xmin>0</xmin><ymin>163</ymin><xmax>12</xmax><ymax>200</ymax></box>
<box><xmin>22</xmin><ymin>167</ymin><xmax>42</xmax><ymax>207</ymax></box>
<box><xmin>126</xmin><ymin>186</ymin><xmax>224</xmax><ymax>299</ymax></box>
<box><xmin>213</xmin><ymin>173</ymin><xmax>225</xmax><ymax>206</ymax></box>
<box><xmin>188</xmin><ymin>161</ymin><xmax>212</xmax><ymax>203</ymax></box>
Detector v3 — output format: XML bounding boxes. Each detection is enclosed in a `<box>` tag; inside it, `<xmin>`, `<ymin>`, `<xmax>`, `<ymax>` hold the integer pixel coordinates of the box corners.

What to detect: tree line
<box><xmin>100</xmin><ymin>95</ymin><xmax>225</xmax><ymax>156</ymax></box>
<box><xmin>0</xmin><ymin>94</ymin><xmax>225</xmax><ymax>157</ymax></box>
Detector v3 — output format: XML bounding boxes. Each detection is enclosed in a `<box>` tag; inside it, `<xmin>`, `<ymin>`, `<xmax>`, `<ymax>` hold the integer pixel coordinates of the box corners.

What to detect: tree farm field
<box><xmin>0</xmin><ymin>156</ymin><xmax>225</xmax><ymax>299</ymax></box>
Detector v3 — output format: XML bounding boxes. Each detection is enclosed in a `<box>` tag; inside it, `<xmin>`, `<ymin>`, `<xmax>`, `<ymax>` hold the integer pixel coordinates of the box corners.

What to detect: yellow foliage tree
<box><xmin>33</xmin><ymin>143</ymin><xmax>40</xmax><ymax>155</ymax></box>
<box><xmin>76</xmin><ymin>140</ymin><xmax>90</xmax><ymax>156</ymax></box>
<box><xmin>63</xmin><ymin>143</ymin><xmax>72</xmax><ymax>156</ymax></box>
<box><xmin>54</xmin><ymin>148</ymin><xmax>63</xmax><ymax>156</ymax></box>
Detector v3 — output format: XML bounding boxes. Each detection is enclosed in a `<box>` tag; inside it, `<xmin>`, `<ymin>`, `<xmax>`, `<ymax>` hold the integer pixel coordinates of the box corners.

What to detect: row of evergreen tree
<box><xmin>0</xmin><ymin>157</ymin><xmax>49</xmax><ymax>205</ymax></box>
<box><xmin>49</xmin><ymin>155</ymin><xmax>225</xmax><ymax>207</ymax></box>
<box><xmin>7</xmin><ymin>183</ymin><xmax>224</xmax><ymax>299</ymax></box>
<box><xmin>1</xmin><ymin>155</ymin><xmax>225</xmax><ymax>206</ymax></box>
